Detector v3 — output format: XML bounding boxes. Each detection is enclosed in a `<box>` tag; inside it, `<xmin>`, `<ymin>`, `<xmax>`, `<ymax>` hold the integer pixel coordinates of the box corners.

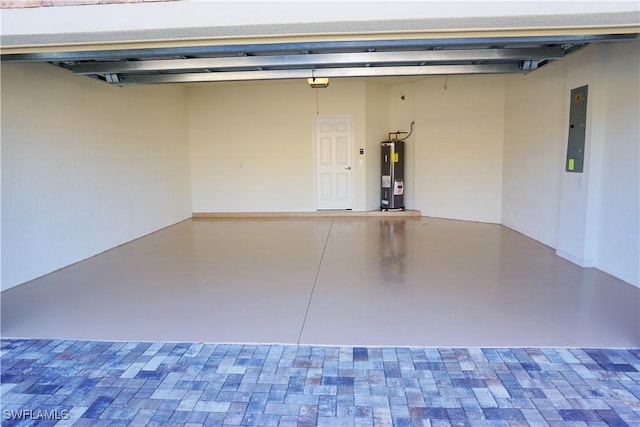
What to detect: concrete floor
<box><xmin>1</xmin><ymin>217</ymin><xmax>638</xmax><ymax>347</ymax></box>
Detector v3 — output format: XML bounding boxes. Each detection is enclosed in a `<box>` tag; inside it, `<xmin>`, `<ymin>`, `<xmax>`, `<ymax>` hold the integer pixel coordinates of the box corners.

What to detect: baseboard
<box><xmin>556</xmin><ymin>249</ymin><xmax>596</xmax><ymax>268</ymax></box>
<box><xmin>192</xmin><ymin>210</ymin><xmax>422</xmax><ymax>219</ymax></box>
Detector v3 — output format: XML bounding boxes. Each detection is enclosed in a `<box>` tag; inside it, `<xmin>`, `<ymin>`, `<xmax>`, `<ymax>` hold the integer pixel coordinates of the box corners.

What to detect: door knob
<box><xmin>345</xmin><ymin>166</ymin><xmax>352</xmax><ymax>170</ymax></box>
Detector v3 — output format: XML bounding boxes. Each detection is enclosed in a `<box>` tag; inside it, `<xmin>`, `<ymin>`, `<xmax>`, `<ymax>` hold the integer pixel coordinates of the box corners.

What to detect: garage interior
<box><xmin>1</xmin><ymin>1</ymin><xmax>639</xmax><ymax>425</ymax></box>
<box><xmin>2</xmin><ymin>1</ymin><xmax>638</xmax><ymax>339</ymax></box>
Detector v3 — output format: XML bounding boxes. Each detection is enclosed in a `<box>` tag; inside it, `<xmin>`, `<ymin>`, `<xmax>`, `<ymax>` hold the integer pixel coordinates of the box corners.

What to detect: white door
<box><xmin>314</xmin><ymin>116</ymin><xmax>353</xmax><ymax>210</ymax></box>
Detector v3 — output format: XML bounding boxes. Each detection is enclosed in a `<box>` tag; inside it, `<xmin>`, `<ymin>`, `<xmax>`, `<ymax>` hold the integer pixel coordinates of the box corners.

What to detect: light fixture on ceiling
<box><xmin>307</xmin><ymin>76</ymin><xmax>329</xmax><ymax>88</ymax></box>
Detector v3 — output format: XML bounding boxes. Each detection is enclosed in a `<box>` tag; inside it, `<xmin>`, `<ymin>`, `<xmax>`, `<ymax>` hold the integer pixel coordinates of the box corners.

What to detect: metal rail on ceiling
<box><xmin>72</xmin><ymin>48</ymin><xmax>565</xmax><ymax>75</ymax></box>
<box><xmin>1</xmin><ymin>34</ymin><xmax>635</xmax><ymax>63</ymax></box>
<box><xmin>1</xmin><ymin>33</ymin><xmax>636</xmax><ymax>85</ymax></box>
<box><xmin>116</xmin><ymin>64</ymin><xmax>526</xmax><ymax>85</ymax></box>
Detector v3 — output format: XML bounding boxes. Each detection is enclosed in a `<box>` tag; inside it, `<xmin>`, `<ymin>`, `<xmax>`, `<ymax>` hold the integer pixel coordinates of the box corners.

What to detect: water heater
<box><xmin>380</xmin><ymin>140</ymin><xmax>404</xmax><ymax>210</ymax></box>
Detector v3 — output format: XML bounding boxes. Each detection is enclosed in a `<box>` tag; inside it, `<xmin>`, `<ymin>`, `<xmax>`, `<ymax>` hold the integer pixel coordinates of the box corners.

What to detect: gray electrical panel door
<box><xmin>566</xmin><ymin>85</ymin><xmax>588</xmax><ymax>173</ymax></box>
<box><xmin>381</xmin><ymin>141</ymin><xmax>405</xmax><ymax>210</ymax></box>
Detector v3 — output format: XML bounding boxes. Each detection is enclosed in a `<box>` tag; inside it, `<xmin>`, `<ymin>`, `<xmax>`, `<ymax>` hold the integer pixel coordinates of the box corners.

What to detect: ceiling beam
<box><xmin>72</xmin><ymin>48</ymin><xmax>564</xmax><ymax>75</ymax></box>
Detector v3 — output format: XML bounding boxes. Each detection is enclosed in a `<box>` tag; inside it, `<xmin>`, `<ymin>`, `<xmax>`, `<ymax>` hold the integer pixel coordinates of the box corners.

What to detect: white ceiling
<box><xmin>2</xmin><ymin>1</ymin><xmax>639</xmax><ymax>49</ymax></box>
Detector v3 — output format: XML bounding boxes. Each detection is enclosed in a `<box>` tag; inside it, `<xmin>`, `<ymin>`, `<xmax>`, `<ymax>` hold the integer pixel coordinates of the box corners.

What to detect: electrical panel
<box><xmin>566</xmin><ymin>85</ymin><xmax>588</xmax><ymax>173</ymax></box>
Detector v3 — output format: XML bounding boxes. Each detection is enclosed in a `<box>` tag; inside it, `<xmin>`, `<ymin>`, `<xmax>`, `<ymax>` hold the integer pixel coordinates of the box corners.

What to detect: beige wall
<box><xmin>365</xmin><ymin>83</ymin><xmax>391</xmax><ymax>210</ymax></box>
<box><xmin>413</xmin><ymin>75</ymin><xmax>506</xmax><ymax>223</ymax></box>
<box><xmin>503</xmin><ymin>61</ymin><xmax>566</xmax><ymax>248</ymax></box>
<box><xmin>596</xmin><ymin>38</ymin><xmax>639</xmax><ymax>286</ymax></box>
<box><xmin>389</xmin><ymin>83</ymin><xmax>417</xmax><ymax>209</ymax></box>
<box><xmin>502</xmin><ymin>39</ymin><xmax>639</xmax><ymax>287</ymax></box>
<box><xmin>188</xmin><ymin>80</ymin><xmax>368</xmax><ymax>212</ymax></box>
<box><xmin>1</xmin><ymin>63</ymin><xmax>192</xmax><ymax>290</ymax></box>
<box><xmin>556</xmin><ymin>39</ymin><xmax>639</xmax><ymax>286</ymax></box>
<box><xmin>188</xmin><ymin>75</ymin><xmax>506</xmax><ymax>223</ymax></box>
<box><xmin>3</xmin><ymin>39</ymin><xmax>636</xmax><ymax>290</ymax></box>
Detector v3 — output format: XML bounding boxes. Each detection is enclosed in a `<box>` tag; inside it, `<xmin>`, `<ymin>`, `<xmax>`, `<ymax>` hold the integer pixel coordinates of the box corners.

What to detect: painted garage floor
<box><xmin>1</xmin><ymin>218</ymin><xmax>639</xmax><ymax>426</ymax></box>
<box><xmin>1</xmin><ymin>217</ymin><xmax>638</xmax><ymax>347</ymax></box>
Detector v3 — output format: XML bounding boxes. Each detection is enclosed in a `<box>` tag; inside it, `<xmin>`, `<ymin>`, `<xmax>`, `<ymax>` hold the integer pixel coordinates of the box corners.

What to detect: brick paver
<box><xmin>1</xmin><ymin>340</ymin><xmax>639</xmax><ymax>426</ymax></box>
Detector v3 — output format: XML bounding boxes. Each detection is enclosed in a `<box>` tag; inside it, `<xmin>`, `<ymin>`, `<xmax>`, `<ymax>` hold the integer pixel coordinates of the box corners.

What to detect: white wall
<box><xmin>594</xmin><ymin>39</ymin><xmax>639</xmax><ymax>286</ymax></box>
<box><xmin>1</xmin><ymin>63</ymin><xmax>192</xmax><ymax>291</ymax></box>
<box><xmin>189</xmin><ymin>76</ymin><xmax>505</xmax><ymax>222</ymax></box>
<box><xmin>365</xmin><ymin>83</ymin><xmax>390</xmax><ymax>210</ymax></box>
<box><xmin>390</xmin><ymin>82</ymin><xmax>417</xmax><ymax>209</ymax></box>
<box><xmin>188</xmin><ymin>80</ymin><xmax>367</xmax><ymax>213</ymax></box>
<box><xmin>558</xmin><ymin>40</ymin><xmax>640</xmax><ymax>287</ymax></box>
<box><xmin>502</xmin><ymin>61</ymin><xmax>566</xmax><ymax>248</ymax></box>
<box><xmin>413</xmin><ymin>75</ymin><xmax>505</xmax><ymax>223</ymax></box>
<box><xmin>556</xmin><ymin>45</ymin><xmax>605</xmax><ymax>268</ymax></box>
<box><xmin>502</xmin><ymin>39</ymin><xmax>639</xmax><ymax>287</ymax></box>
<box><xmin>2</xmin><ymin>40</ymin><xmax>636</xmax><ymax>290</ymax></box>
